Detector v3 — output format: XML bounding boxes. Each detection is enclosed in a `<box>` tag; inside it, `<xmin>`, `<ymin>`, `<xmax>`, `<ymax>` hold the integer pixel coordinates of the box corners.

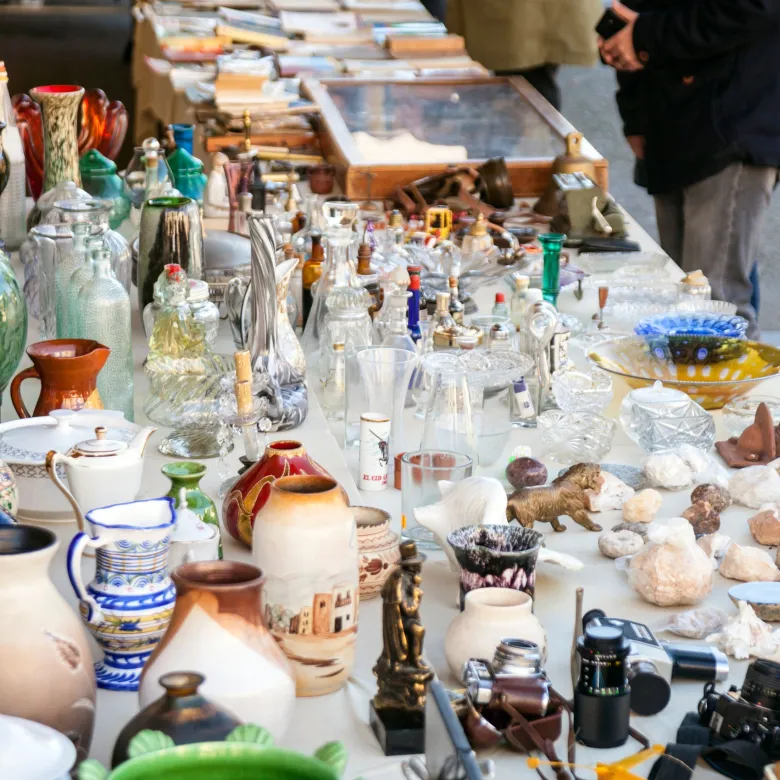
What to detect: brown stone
<box><xmin>691</xmin><ymin>484</ymin><xmax>732</xmax><ymax>514</ymax></box>
<box><xmin>682</xmin><ymin>501</ymin><xmax>721</xmax><ymax>536</ymax></box>
<box><xmin>748</xmin><ymin>508</ymin><xmax>780</xmax><ymax>546</ymax></box>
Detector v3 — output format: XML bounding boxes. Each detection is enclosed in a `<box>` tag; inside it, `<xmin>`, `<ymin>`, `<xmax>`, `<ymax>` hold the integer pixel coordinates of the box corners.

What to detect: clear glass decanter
<box><xmin>55</xmin><ymin>220</ymin><xmax>90</xmax><ymax>338</ymax></box>
<box><xmin>291</xmin><ymin>193</ymin><xmax>327</xmax><ymax>259</ymax></box>
<box><xmin>79</xmin><ymin>246</ymin><xmax>134</xmax><ymax>420</ymax></box>
<box><xmin>66</xmin><ymin>235</ymin><xmax>105</xmax><ymax>338</ymax></box>
<box><xmin>381</xmin><ymin>291</ymin><xmax>417</xmax><ymax>354</ymax></box>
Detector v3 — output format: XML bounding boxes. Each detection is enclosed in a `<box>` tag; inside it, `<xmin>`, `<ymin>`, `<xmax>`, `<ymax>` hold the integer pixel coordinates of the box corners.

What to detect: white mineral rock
<box><xmin>622</xmin><ymin>489</ymin><xmax>663</xmax><ymax>524</ymax></box>
<box><xmin>598</xmin><ymin>529</ymin><xmax>644</xmax><ymax>559</ymax></box>
<box><xmin>729</xmin><ymin>466</ymin><xmax>780</xmax><ymax>509</ymax></box>
<box><xmin>642</xmin><ymin>453</ymin><xmax>693</xmax><ymax>491</ymax></box>
<box><xmin>748</xmin><ymin>505</ymin><xmax>780</xmax><ymax>546</ymax></box>
<box><xmin>697</xmin><ymin>532</ymin><xmax>732</xmax><ymax>568</ymax></box>
<box><xmin>706</xmin><ymin>601</ymin><xmax>779</xmax><ymax>660</ymax></box>
<box><xmin>719</xmin><ymin>543</ymin><xmax>780</xmax><ymax>582</ymax></box>
<box><xmin>584</xmin><ymin>471</ymin><xmax>634</xmax><ymax>512</ymax></box>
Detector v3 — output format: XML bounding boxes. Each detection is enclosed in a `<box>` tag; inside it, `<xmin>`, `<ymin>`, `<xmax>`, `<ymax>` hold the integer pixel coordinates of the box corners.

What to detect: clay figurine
<box><xmin>716</xmin><ymin>402</ymin><xmax>779</xmax><ymax>468</ymax></box>
<box><xmin>506</xmin><ymin>462</ymin><xmax>603</xmax><ymax>532</ymax></box>
<box><xmin>370</xmin><ymin>541</ymin><xmax>433</xmax><ymax>756</ymax></box>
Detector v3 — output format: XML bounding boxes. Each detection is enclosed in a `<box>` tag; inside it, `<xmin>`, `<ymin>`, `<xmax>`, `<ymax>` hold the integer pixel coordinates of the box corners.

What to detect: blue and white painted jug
<box><xmin>66</xmin><ymin>497</ymin><xmax>176</xmax><ymax>691</ymax></box>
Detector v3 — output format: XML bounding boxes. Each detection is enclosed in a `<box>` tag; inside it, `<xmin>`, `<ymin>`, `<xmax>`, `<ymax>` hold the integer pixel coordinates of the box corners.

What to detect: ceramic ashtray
<box><xmin>728</xmin><ymin>582</ymin><xmax>780</xmax><ymax>621</ymax></box>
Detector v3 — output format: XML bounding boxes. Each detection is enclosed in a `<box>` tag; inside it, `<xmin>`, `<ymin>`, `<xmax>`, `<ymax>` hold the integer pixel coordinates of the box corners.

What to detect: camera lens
<box><xmin>574</xmin><ymin>626</ymin><xmax>631</xmax><ymax>748</ymax></box>
<box><xmin>493</xmin><ymin>639</ymin><xmax>543</xmax><ymax>678</ymax></box>
<box><xmin>627</xmin><ymin>659</ymin><xmax>671</xmax><ymax>716</ymax></box>
<box><xmin>742</xmin><ymin>659</ymin><xmax>780</xmax><ymax>713</ymax></box>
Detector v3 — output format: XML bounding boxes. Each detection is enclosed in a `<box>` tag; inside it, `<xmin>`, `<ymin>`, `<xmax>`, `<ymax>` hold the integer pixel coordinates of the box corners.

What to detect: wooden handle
<box><xmin>10</xmin><ymin>365</ymin><xmax>39</xmax><ymax>419</ymax></box>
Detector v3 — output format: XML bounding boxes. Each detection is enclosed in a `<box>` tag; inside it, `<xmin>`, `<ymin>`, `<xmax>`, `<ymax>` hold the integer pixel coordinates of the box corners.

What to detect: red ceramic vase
<box><xmin>222</xmin><ymin>440</ymin><xmax>334</xmax><ymax>547</ymax></box>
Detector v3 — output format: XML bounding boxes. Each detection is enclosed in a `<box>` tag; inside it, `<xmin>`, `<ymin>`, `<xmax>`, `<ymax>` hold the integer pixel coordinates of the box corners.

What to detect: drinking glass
<box><xmin>411</xmin><ymin>351</ymin><xmax>463</xmax><ymax>419</ymax></box>
<box><xmin>401</xmin><ymin>450</ymin><xmax>473</xmax><ymax>549</ymax></box>
<box><xmin>420</xmin><ymin>363</ymin><xmax>476</xmax><ymax>459</ymax></box>
<box><xmin>345</xmin><ymin>347</ymin><xmax>417</xmax><ymax>456</ymax></box>
<box><xmin>540</xmin><ymin>233</ymin><xmax>566</xmax><ymax>306</ymax></box>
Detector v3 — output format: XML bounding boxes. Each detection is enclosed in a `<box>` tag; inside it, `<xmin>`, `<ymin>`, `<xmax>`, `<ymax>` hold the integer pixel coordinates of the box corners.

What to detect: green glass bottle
<box><xmin>161</xmin><ymin>461</ymin><xmax>222</xmax><ymax>558</ymax></box>
<box><xmin>167</xmin><ymin>146</ymin><xmax>207</xmax><ymax>206</ymax></box>
<box><xmin>540</xmin><ymin>232</ymin><xmax>566</xmax><ymax>307</ymax></box>
<box><xmin>79</xmin><ymin>149</ymin><xmax>130</xmax><ymax>230</ymax></box>
<box><xmin>55</xmin><ymin>220</ymin><xmax>90</xmax><ymax>338</ymax></box>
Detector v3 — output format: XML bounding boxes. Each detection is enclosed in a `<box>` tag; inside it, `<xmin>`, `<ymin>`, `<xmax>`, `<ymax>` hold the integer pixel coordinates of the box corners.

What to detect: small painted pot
<box><xmin>353</xmin><ymin>507</ymin><xmax>400</xmax><ymax>600</ymax></box>
<box><xmin>447</xmin><ymin>524</ymin><xmax>543</xmax><ymax>609</ymax></box>
<box><xmin>0</xmin><ymin>459</ymin><xmax>18</xmax><ymax>515</ymax></box>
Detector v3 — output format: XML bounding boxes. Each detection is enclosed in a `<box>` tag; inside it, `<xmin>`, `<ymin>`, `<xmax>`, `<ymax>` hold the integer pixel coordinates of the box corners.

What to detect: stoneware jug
<box><xmin>444</xmin><ymin>587</ymin><xmax>547</xmax><ymax>679</ymax></box>
<box><xmin>252</xmin><ymin>474</ymin><xmax>358</xmax><ymax>697</ymax></box>
<box><xmin>139</xmin><ymin>561</ymin><xmax>295</xmax><ymax>740</ymax></box>
<box><xmin>66</xmin><ymin>497</ymin><xmax>176</xmax><ymax>691</ymax></box>
<box><xmin>11</xmin><ymin>338</ymin><xmax>110</xmax><ymax>418</ymax></box>
<box><xmin>46</xmin><ymin>424</ymin><xmax>156</xmax><ymax>531</ymax></box>
<box><xmin>0</xmin><ymin>525</ymin><xmax>96</xmax><ymax>763</ymax></box>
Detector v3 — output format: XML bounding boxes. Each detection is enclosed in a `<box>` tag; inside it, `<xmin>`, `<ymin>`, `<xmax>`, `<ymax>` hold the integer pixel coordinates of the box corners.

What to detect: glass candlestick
<box><xmin>539</xmin><ymin>233</ymin><xmax>566</xmax><ymax>307</ymax></box>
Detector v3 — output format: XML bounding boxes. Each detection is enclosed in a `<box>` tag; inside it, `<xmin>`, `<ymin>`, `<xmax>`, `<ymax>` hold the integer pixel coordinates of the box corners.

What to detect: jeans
<box><xmin>654</xmin><ymin>162</ymin><xmax>777</xmax><ymax>337</ymax></box>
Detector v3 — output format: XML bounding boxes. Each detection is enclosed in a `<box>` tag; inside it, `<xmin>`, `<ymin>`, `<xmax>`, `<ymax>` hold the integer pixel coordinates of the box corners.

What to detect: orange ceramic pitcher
<box><xmin>10</xmin><ymin>339</ymin><xmax>110</xmax><ymax>418</ymax></box>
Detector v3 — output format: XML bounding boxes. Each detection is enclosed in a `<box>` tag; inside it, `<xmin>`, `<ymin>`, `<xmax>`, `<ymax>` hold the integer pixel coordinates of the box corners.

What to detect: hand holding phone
<box><xmin>596</xmin><ymin>7</ymin><xmax>628</xmax><ymax>39</ymax></box>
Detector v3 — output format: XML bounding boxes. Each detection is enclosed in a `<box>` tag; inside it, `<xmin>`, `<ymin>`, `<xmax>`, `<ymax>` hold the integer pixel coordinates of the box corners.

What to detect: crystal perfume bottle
<box><xmin>79</xmin><ymin>245</ymin><xmax>134</xmax><ymax>420</ymax></box>
<box><xmin>291</xmin><ymin>193</ymin><xmax>327</xmax><ymax>259</ymax></box>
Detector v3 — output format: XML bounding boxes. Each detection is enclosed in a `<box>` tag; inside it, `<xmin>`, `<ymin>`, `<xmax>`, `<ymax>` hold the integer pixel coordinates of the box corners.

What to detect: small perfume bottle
<box><xmin>448</xmin><ymin>276</ymin><xmax>464</xmax><ymax>325</ymax></box>
<box><xmin>492</xmin><ymin>292</ymin><xmax>509</xmax><ymax>319</ymax></box>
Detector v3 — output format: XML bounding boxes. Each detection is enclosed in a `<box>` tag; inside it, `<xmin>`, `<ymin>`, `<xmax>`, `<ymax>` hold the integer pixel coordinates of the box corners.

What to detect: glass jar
<box><xmin>678</xmin><ymin>270</ymin><xmax>712</xmax><ymax>300</ymax></box>
<box><xmin>188</xmin><ymin>279</ymin><xmax>220</xmax><ymax>347</ymax></box>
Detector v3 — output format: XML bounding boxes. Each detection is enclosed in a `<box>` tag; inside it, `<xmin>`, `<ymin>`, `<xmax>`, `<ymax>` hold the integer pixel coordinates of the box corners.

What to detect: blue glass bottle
<box><xmin>407</xmin><ymin>265</ymin><xmax>422</xmax><ymax>342</ymax></box>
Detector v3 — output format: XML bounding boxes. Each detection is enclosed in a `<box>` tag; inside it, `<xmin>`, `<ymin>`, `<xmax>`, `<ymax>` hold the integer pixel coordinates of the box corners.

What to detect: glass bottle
<box><xmin>122</xmin><ymin>140</ymin><xmax>175</xmax><ymax>211</ymax></box>
<box><xmin>540</xmin><ymin>232</ymin><xmax>566</xmax><ymax>307</ymax></box>
<box><xmin>357</xmin><ymin>243</ymin><xmax>381</xmax><ymax>318</ymax></box>
<box><xmin>492</xmin><ymin>292</ymin><xmax>509</xmax><ymax>319</ymax></box>
<box><xmin>0</xmin><ymin>62</ymin><xmax>26</xmax><ymax>250</ymax></box>
<box><xmin>511</xmin><ymin>274</ymin><xmax>532</xmax><ymax>328</ymax></box>
<box><xmin>373</xmin><ymin>264</ymin><xmax>410</xmax><ymax>343</ymax></box>
<box><xmin>292</xmin><ymin>193</ymin><xmax>327</xmax><ymax>259</ymax></box>
<box><xmin>321</xmin><ymin>341</ymin><xmax>346</xmax><ymax>420</ymax></box>
<box><xmin>188</xmin><ymin>279</ymin><xmax>220</xmax><ymax>347</ymax></box>
<box><xmin>80</xmin><ymin>246</ymin><xmax>134</xmax><ymax>420</ymax></box>
<box><xmin>461</xmin><ymin>213</ymin><xmax>493</xmax><ymax>257</ymax></box>
<box><xmin>381</xmin><ymin>209</ymin><xmax>410</xmax><ymax>269</ymax></box>
<box><xmin>66</xmin><ymin>235</ymin><xmax>105</xmax><ymax>338</ymax></box>
<box><xmin>79</xmin><ymin>149</ymin><xmax>130</xmax><ymax>231</ymax></box>
<box><xmin>448</xmin><ymin>276</ymin><xmax>464</xmax><ymax>325</ymax></box>
<box><xmin>407</xmin><ymin>266</ymin><xmax>423</xmax><ymax>342</ymax></box>
<box><xmin>301</xmin><ymin>231</ymin><xmax>324</xmax><ymax>328</ymax></box>
<box><xmin>55</xmin><ymin>220</ymin><xmax>90</xmax><ymax>338</ymax></box>
<box><xmin>381</xmin><ymin>292</ymin><xmax>418</xmax><ymax>354</ymax></box>
<box><xmin>430</xmin><ymin>291</ymin><xmax>456</xmax><ymax>350</ymax></box>
<box><xmin>320</xmin><ymin>286</ymin><xmax>374</xmax><ymax>359</ymax></box>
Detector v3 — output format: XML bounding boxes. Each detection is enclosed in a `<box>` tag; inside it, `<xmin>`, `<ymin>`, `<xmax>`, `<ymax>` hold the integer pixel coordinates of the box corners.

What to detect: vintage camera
<box><xmin>699</xmin><ymin>659</ymin><xmax>780</xmax><ymax>758</ymax></box>
<box><xmin>584</xmin><ymin>610</ymin><xmax>729</xmax><ymax>716</ymax></box>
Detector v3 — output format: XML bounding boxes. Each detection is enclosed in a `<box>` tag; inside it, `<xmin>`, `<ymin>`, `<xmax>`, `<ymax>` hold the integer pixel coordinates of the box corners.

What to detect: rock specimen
<box><xmin>682</xmin><ymin>501</ymin><xmax>721</xmax><ymax>536</ymax></box>
<box><xmin>697</xmin><ymin>532</ymin><xmax>732</xmax><ymax>562</ymax></box>
<box><xmin>613</xmin><ymin>521</ymin><xmax>655</xmax><ymax>539</ymax></box>
<box><xmin>719</xmin><ymin>543</ymin><xmax>780</xmax><ymax>582</ymax></box>
<box><xmin>506</xmin><ymin>457</ymin><xmax>547</xmax><ymax>490</ymax></box>
<box><xmin>691</xmin><ymin>484</ymin><xmax>732</xmax><ymax>514</ymax></box>
<box><xmin>706</xmin><ymin>601</ymin><xmax>778</xmax><ymax>660</ymax></box>
<box><xmin>598</xmin><ymin>529</ymin><xmax>644</xmax><ymax>559</ymax></box>
<box><xmin>729</xmin><ymin>465</ymin><xmax>780</xmax><ymax>508</ymax></box>
<box><xmin>622</xmin><ymin>489</ymin><xmax>663</xmax><ymax>524</ymax></box>
<box><xmin>643</xmin><ymin>453</ymin><xmax>693</xmax><ymax>491</ymax></box>
<box><xmin>584</xmin><ymin>471</ymin><xmax>634</xmax><ymax>512</ymax></box>
<box><xmin>748</xmin><ymin>505</ymin><xmax>780</xmax><ymax>546</ymax></box>
<box><xmin>628</xmin><ymin>519</ymin><xmax>712</xmax><ymax>606</ymax></box>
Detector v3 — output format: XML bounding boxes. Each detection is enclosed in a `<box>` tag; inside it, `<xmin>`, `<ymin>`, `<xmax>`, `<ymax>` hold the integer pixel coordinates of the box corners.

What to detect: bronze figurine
<box><xmin>370</xmin><ymin>540</ymin><xmax>433</xmax><ymax>755</ymax></box>
<box><xmin>506</xmin><ymin>462</ymin><xmax>603</xmax><ymax>532</ymax></box>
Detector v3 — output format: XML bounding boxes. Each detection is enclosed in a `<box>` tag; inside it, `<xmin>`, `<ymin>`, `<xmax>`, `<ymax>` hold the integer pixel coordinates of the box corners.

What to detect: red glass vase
<box><xmin>222</xmin><ymin>440</ymin><xmax>334</xmax><ymax>547</ymax></box>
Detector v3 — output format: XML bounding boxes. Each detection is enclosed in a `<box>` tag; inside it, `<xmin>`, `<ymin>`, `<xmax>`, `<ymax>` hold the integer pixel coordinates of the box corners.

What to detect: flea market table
<box><xmin>3</xmin><ymin>211</ymin><xmax>754</xmax><ymax>779</ymax></box>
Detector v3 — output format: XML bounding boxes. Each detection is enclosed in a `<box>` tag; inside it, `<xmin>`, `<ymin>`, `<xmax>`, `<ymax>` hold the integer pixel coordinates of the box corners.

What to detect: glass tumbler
<box><xmin>420</xmin><ymin>364</ymin><xmax>476</xmax><ymax>460</ymax></box>
<box><xmin>540</xmin><ymin>232</ymin><xmax>566</xmax><ymax>306</ymax></box>
<box><xmin>345</xmin><ymin>347</ymin><xmax>417</xmax><ymax>456</ymax></box>
<box><xmin>400</xmin><ymin>450</ymin><xmax>473</xmax><ymax>549</ymax></box>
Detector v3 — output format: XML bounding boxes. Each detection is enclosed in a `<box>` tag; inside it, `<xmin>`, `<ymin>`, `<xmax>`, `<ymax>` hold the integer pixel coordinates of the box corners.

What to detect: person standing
<box><xmin>446</xmin><ymin>0</ymin><xmax>602</xmax><ymax>110</ymax></box>
<box><xmin>601</xmin><ymin>0</ymin><xmax>780</xmax><ymax>337</ymax></box>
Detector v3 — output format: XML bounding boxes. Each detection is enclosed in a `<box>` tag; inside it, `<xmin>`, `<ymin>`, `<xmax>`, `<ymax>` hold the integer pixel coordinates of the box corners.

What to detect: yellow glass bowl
<box><xmin>587</xmin><ymin>335</ymin><xmax>780</xmax><ymax>410</ymax></box>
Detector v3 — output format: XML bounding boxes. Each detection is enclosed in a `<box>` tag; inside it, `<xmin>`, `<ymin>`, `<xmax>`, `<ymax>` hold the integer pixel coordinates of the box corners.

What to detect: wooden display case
<box><xmin>303</xmin><ymin>75</ymin><xmax>608</xmax><ymax>200</ymax></box>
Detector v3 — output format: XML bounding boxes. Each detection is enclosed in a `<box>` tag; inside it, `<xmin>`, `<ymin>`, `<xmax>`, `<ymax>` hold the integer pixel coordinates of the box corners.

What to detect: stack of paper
<box><xmin>215</xmin><ymin>7</ymin><xmax>292</xmax><ymax>49</ymax></box>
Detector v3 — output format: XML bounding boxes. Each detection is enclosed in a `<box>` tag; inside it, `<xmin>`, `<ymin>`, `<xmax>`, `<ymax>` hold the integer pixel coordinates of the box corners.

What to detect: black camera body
<box><xmin>699</xmin><ymin>659</ymin><xmax>780</xmax><ymax>759</ymax></box>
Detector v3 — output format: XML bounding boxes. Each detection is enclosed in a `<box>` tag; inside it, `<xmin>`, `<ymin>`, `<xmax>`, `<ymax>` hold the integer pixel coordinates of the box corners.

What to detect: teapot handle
<box><xmin>45</xmin><ymin>451</ymin><xmax>86</xmax><ymax>533</ymax></box>
<box><xmin>10</xmin><ymin>366</ymin><xmax>39</xmax><ymax>419</ymax></box>
<box><xmin>66</xmin><ymin>532</ymin><xmax>104</xmax><ymax>625</ymax></box>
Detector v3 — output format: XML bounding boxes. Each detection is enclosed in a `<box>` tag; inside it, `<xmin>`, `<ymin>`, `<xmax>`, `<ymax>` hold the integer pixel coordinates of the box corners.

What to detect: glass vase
<box><xmin>0</xmin><ymin>240</ymin><xmax>27</xmax><ymax>419</ymax></box>
<box><xmin>540</xmin><ymin>232</ymin><xmax>566</xmax><ymax>307</ymax></box>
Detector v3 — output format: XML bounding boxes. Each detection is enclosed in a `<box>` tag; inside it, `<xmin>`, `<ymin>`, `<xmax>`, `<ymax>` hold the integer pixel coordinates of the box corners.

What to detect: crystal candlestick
<box><xmin>540</xmin><ymin>233</ymin><xmax>566</xmax><ymax>307</ymax></box>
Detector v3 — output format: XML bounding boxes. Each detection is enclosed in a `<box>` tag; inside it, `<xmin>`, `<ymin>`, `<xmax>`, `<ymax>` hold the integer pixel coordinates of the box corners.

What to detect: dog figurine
<box><xmin>506</xmin><ymin>462</ymin><xmax>602</xmax><ymax>532</ymax></box>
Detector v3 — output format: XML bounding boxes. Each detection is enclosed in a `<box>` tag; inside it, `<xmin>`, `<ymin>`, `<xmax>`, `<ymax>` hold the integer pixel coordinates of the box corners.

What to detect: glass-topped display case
<box><xmin>305</xmin><ymin>76</ymin><xmax>608</xmax><ymax>199</ymax></box>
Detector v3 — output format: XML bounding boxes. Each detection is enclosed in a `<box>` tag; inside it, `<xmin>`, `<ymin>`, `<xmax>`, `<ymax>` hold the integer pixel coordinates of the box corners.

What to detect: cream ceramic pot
<box><xmin>444</xmin><ymin>587</ymin><xmax>547</xmax><ymax>680</ymax></box>
<box><xmin>45</xmin><ymin>423</ymin><xmax>156</xmax><ymax>530</ymax></box>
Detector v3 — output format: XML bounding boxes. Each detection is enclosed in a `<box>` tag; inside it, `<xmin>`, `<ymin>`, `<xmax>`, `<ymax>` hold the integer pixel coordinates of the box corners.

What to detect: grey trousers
<box><xmin>654</xmin><ymin>162</ymin><xmax>777</xmax><ymax>337</ymax></box>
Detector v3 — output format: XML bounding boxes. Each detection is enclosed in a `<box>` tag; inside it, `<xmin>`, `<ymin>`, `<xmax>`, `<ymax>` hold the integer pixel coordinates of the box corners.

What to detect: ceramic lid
<box><xmin>629</xmin><ymin>380</ymin><xmax>689</xmax><ymax>405</ymax></box>
<box><xmin>0</xmin><ymin>714</ymin><xmax>76</xmax><ymax>780</ymax></box>
<box><xmin>0</xmin><ymin>409</ymin><xmax>140</xmax><ymax>464</ymax></box>
<box><xmin>71</xmin><ymin>426</ymin><xmax>128</xmax><ymax>457</ymax></box>
<box><xmin>172</xmin><ymin>488</ymin><xmax>216</xmax><ymax>542</ymax></box>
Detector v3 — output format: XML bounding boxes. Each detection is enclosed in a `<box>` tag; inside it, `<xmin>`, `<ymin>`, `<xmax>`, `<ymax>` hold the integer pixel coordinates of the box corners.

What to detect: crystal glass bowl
<box><xmin>723</xmin><ymin>395</ymin><xmax>780</xmax><ymax>437</ymax></box>
<box><xmin>632</xmin><ymin>404</ymin><xmax>716</xmax><ymax>454</ymax></box>
<box><xmin>551</xmin><ymin>368</ymin><xmax>613</xmax><ymax>414</ymax></box>
<box><xmin>635</xmin><ymin>312</ymin><xmax>748</xmax><ymax>339</ymax></box>
<box><xmin>587</xmin><ymin>336</ymin><xmax>780</xmax><ymax>410</ymax></box>
<box><xmin>537</xmin><ymin>411</ymin><xmax>616</xmax><ymax>464</ymax></box>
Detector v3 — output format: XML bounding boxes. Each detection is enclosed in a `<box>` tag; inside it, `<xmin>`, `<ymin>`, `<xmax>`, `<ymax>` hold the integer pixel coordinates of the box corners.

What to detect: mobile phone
<box><xmin>595</xmin><ymin>7</ymin><xmax>628</xmax><ymax>39</ymax></box>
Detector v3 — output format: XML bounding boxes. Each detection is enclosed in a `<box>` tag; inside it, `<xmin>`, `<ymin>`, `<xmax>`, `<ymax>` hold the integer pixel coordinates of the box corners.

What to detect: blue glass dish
<box><xmin>635</xmin><ymin>312</ymin><xmax>748</xmax><ymax>339</ymax></box>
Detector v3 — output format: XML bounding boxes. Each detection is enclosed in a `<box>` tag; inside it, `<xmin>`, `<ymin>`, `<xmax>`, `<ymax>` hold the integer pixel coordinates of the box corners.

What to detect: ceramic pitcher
<box><xmin>10</xmin><ymin>338</ymin><xmax>109</xmax><ymax>418</ymax></box>
<box><xmin>66</xmin><ymin>497</ymin><xmax>177</xmax><ymax>691</ymax></box>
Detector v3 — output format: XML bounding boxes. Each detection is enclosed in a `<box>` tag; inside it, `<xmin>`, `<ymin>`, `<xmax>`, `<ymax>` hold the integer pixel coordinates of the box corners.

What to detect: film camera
<box><xmin>699</xmin><ymin>658</ymin><xmax>780</xmax><ymax>758</ymax></box>
<box><xmin>584</xmin><ymin>610</ymin><xmax>729</xmax><ymax>716</ymax></box>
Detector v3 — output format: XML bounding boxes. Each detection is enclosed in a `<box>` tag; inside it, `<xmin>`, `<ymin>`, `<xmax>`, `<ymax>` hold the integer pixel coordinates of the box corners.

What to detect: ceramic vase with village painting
<box><xmin>0</xmin><ymin>525</ymin><xmax>96</xmax><ymax>763</ymax></box>
<box><xmin>65</xmin><ymin>497</ymin><xmax>177</xmax><ymax>691</ymax></box>
<box><xmin>252</xmin><ymin>475</ymin><xmax>359</xmax><ymax>696</ymax></box>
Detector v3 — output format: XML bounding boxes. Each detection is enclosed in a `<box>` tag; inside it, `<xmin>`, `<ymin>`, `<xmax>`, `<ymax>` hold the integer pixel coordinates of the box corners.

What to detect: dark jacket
<box><xmin>616</xmin><ymin>0</ymin><xmax>780</xmax><ymax>195</ymax></box>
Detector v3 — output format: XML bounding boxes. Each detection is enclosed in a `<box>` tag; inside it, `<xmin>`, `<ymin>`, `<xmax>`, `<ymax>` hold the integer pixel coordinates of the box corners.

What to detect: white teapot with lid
<box><xmin>45</xmin><ymin>424</ymin><xmax>156</xmax><ymax>530</ymax></box>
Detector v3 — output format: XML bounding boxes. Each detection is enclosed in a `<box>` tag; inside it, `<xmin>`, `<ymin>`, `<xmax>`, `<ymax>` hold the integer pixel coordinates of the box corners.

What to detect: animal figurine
<box><xmin>506</xmin><ymin>462</ymin><xmax>602</xmax><ymax>532</ymax></box>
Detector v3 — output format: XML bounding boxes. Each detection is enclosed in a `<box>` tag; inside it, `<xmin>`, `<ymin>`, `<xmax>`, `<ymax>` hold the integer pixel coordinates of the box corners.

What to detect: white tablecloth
<box><xmin>3</xmin><ymin>211</ymin><xmax>757</xmax><ymax>779</ymax></box>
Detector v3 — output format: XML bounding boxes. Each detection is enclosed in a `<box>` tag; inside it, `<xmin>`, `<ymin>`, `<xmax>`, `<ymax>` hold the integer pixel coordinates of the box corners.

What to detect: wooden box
<box><xmin>303</xmin><ymin>76</ymin><xmax>608</xmax><ymax>200</ymax></box>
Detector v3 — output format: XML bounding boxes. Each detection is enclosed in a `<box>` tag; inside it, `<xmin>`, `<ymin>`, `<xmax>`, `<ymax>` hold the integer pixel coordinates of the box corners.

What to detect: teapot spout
<box><xmin>129</xmin><ymin>426</ymin><xmax>157</xmax><ymax>455</ymax></box>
